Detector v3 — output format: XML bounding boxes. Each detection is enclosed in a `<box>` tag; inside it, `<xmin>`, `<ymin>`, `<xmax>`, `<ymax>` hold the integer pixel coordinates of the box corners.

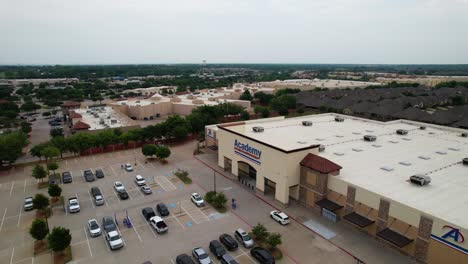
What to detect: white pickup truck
<box><xmin>149</xmin><ymin>216</ymin><xmax>168</xmax><ymax>234</ymax></box>
<box><xmin>68</xmin><ymin>197</ymin><xmax>80</xmax><ymax>213</ymax></box>
<box><xmin>105</xmin><ymin>230</ymin><xmax>124</xmax><ymax>250</ymax></box>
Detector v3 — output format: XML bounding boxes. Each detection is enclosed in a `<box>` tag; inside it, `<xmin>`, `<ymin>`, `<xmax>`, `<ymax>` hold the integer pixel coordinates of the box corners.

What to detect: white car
<box><xmin>191</xmin><ymin>193</ymin><xmax>205</xmax><ymax>207</ymax></box>
<box><xmin>270</xmin><ymin>210</ymin><xmax>290</xmax><ymax>225</ymax></box>
<box><xmin>134</xmin><ymin>175</ymin><xmax>146</xmax><ymax>186</ymax></box>
<box><xmin>87</xmin><ymin>219</ymin><xmax>102</xmax><ymax>237</ymax></box>
<box><xmin>24</xmin><ymin>197</ymin><xmax>34</xmax><ymax>211</ymax></box>
<box><xmin>192</xmin><ymin>247</ymin><xmax>212</xmax><ymax>264</ymax></box>
<box><xmin>124</xmin><ymin>164</ymin><xmax>133</xmax><ymax>172</ymax></box>
<box><xmin>113</xmin><ymin>181</ymin><xmax>125</xmax><ymax>192</ymax></box>
<box><xmin>149</xmin><ymin>216</ymin><xmax>168</xmax><ymax>233</ymax></box>
<box><xmin>68</xmin><ymin>197</ymin><xmax>80</xmax><ymax>213</ymax></box>
<box><xmin>105</xmin><ymin>230</ymin><xmax>124</xmax><ymax>250</ymax></box>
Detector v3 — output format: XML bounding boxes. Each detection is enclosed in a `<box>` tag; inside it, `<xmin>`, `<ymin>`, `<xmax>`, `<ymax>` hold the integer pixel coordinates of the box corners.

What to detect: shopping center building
<box><xmin>205</xmin><ymin>113</ymin><xmax>468</xmax><ymax>263</ymax></box>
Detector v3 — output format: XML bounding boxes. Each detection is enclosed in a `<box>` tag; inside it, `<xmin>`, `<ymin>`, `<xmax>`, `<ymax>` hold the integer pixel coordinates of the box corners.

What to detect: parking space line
<box><xmin>23</xmin><ymin>179</ymin><xmax>27</xmax><ymax>193</ymax></box>
<box><xmin>17</xmin><ymin>205</ymin><xmax>22</xmax><ymax>228</ymax></box>
<box><xmin>87</xmin><ymin>191</ymin><xmax>95</xmax><ymax>208</ymax></box>
<box><xmin>0</xmin><ymin>208</ymin><xmax>7</xmax><ymax>232</ymax></box>
<box><xmin>9</xmin><ymin>247</ymin><xmax>14</xmax><ymax>264</ymax></box>
<box><xmin>180</xmin><ymin>203</ymin><xmax>199</xmax><ymax>224</ymax></box>
<box><xmin>74</xmin><ymin>159</ymin><xmax>78</xmax><ymax>164</ymax></box>
<box><xmin>9</xmin><ymin>181</ymin><xmax>14</xmax><ymax>197</ymax></box>
<box><xmin>103</xmin><ymin>235</ymin><xmax>111</xmax><ymax>252</ymax></box>
<box><xmin>83</xmin><ymin>226</ymin><xmax>93</xmax><ymax>257</ymax></box>
<box><xmin>128</xmin><ymin>216</ymin><xmax>142</xmax><ymax>242</ymax></box>
<box><xmin>140</xmin><ymin>213</ymin><xmax>158</xmax><ymax>238</ymax></box>
<box><xmin>170</xmin><ymin>258</ymin><xmax>175</xmax><ymax>264</ymax></box>
<box><xmin>115</xmin><ymin>223</ymin><xmax>126</xmax><ymax>246</ymax></box>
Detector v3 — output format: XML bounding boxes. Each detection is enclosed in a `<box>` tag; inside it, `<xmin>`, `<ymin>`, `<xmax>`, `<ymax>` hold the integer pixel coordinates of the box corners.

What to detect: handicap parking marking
<box><xmin>184</xmin><ymin>221</ymin><xmax>193</xmax><ymax>227</ymax></box>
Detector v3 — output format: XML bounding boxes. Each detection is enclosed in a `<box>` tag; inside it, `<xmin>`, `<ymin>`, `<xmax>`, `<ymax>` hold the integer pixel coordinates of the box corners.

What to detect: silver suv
<box><xmin>234</xmin><ymin>228</ymin><xmax>254</xmax><ymax>248</ymax></box>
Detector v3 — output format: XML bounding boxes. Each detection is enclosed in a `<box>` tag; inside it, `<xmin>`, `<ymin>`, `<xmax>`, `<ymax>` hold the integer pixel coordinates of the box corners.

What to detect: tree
<box><xmin>96</xmin><ymin>129</ymin><xmax>117</xmax><ymax>151</ymax></box>
<box><xmin>254</xmin><ymin>92</ymin><xmax>275</xmax><ymax>105</ymax></box>
<box><xmin>41</xmin><ymin>146</ymin><xmax>60</xmax><ymax>163</ymax></box>
<box><xmin>265</xmin><ymin>233</ymin><xmax>282</xmax><ymax>249</ymax></box>
<box><xmin>32</xmin><ymin>164</ymin><xmax>47</xmax><ymax>182</ymax></box>
<box><xmin>212</xmin><ymin>192</ymin><xmax>228</xmax><ymax>209</ymax></box>
<box><xmin>270</xmin><ymin>95</ymin><xmax>296</xmax><ymax>112</ymax></box>
<box><xmin>50</xmin><ymin>136</ymin><xmax>67</xmax><ymax>158</ymax></box>
<box><xmin>251</xmin><ymin>223</ymin><xmax>269</xmax><ymax>241</ymax></box>
<box><xmin>155</xmin><ymin>145</ymin><xmax>171</xmax><ymax>160</ymax></box>
<box><xmin>50</xmin><ymin>127</ymin><xmax>64</xmax><ymax>138</ymax></box>
<box><xmin>261</xmin><ymin>107</ymin><xmax>270</xmax><ymax>118</ymax></box>
<box><xmin>20</xmin><ymin>101</ymin><xmax>41</xmax><ymax>113</ymax></box>
<box><xmin>240</xmin><ymin>111</ymin><xmax>250</xmax><ymax>120</ymax></box>
<box><xmin>47</xmin><ymin>227</ymin><xmax>72</xmax><ymax>252</ymax></box>
<box><xmin>29</xmin><ymin>219</ymin><xmax>49</xmax><ymax>241</ymax></box>
<box><xmin>142</xmin><ymin>144</ymin><xmax>157</xmax><ymax>158</ymax></box>
<box><xmin>30</xmin><ymin>143</ymin><xmax>48</xmax><ymax>160</ymax></box>
<box><xmin>0</xmin><ymin>131</ymin><xmax>28</xmax><ymax>167</ymax></box>
<box><xmin>21</xmin><ymin>121</ymin><xmax>32</xmax><ymax>133</ymax></box>
<box><xmin>33</xmin><ymin>193</ymin><xmax>50</xmax><ymax>211</ymax></box>
<box><xmin>47</xmin><ymin>162</ymin><xmax>59</xmax><ymax>176</ymax></box>
<box><xmin>451</xmin><ymin>95</ymin><xmax>465</xmax><ymax>105</ymax></box>
<box><xmin>239</xmin><ymin>90</ymin><xmax>253</xmax><ymax>101</ymax></box>
<box><xmin>48</xmin><ymin>184</ymin><xmax>62</xmax><ymax>201</ymax></box>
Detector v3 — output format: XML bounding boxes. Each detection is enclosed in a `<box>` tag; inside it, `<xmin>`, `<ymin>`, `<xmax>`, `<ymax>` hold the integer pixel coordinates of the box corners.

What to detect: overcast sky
<box><xmin>1</xmin><ymin>0</ymin><xmax>468</xmax><ymax>65</ymax></box>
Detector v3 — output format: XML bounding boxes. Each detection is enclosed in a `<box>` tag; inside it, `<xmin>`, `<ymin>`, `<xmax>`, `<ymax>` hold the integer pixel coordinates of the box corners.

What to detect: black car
<box><xmin>83</xmin><ymin>170</ymin><xmax>95</xmax><ymax>182</ymax></box>
<box><xmin>95</xmin><ymin>169</ymin><xmax>105</xmax><ymax>178</ymax></box>
<box><xmin>156</xmin><ymin>203</ymin><xmax>170</xmax><ymax>217</ymax></box>
<box><xmin>118</xmin><ymin>190</ymin><xmax>129</xmax><ymax>200</ymax></box>
<box><xmin>62</xmin><ymin>171</ymin><xmax>72</xmax><ymax>183</ymax></box>
<box><xmin>219</xmin><ymin>234</ymin><xmax>238</xmax><ymax>251</ymax></box>
<box><xmin>220</xmin><ymin>254</ymin><xmax>239</xmax><ymax>264</ymax></box>
<box><xmin>142</xmin><ymin>207</ymin><xmax>156</xmax><ymax>220</ymax></box>
<box><xmin>250</xmin><ymin>247</ymin><xmax>275</xmax><ymax>264</ymax></box>
<box><xmin>176</xmin><ymin>254</ymin><xmax>195</xmax><ymax>264</ymax></box>
<box><xmin>102</xmin><ymin>216</ymin><xmax>117</xmax><ymax>232</ymax></box>
<box><xmin>209</xmin><ymin>240</ymin><xmax>226</xmax><ymax>259</ymax></box>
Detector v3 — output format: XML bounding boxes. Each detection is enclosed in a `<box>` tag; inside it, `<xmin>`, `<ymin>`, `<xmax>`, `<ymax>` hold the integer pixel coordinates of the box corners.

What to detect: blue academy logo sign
<box><xmin>431</xmin><ymin>225</ymin><xmax>467</xmax><ymax>255</ymax></box>
<box><xmin>234</xmin><ymin>139</ymin><xmax>262</xmax><ymax>165</ymax></box>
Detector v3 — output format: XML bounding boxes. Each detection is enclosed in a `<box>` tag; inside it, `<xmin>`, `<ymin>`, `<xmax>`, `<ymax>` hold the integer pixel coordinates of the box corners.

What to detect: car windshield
<box><xmin>109</xmin><ymin>234</ymin><xmax>120</xmax><ymax>241</ymax></box>
<box><xmin>243</xmin><ymin>234</ymin><xmax>251</xmax><ymax>241</ymax></box>
<box><xmin>116</xmin><ymin>183</ymin><xmax>122</xmax><ymax>187</ymax></box>
<box><xmin>70</xmin><ymin>201</ymin><xmax>77</xmax><ymax>205</ymax></box>
<box><xmin>194</xmin><ymin>196</ymin><xmax>202</xmax><ymax>201</ymax></box>
<box><xmin>199</xmin><ymin>253</ymin><xmax>208</xmax><ymax>259</ymax></box>
<box><xmin>90</xmin><ymin>221</ymin><xmax>98</xmax><ymax>229</ymax></box>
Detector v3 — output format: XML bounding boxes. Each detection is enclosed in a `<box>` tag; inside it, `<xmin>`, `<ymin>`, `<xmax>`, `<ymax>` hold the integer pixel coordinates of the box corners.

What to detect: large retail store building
<box><xmin>205</xmin><ymin>113</ymin><xmax>468</xmax><ymax>263</ymax></box>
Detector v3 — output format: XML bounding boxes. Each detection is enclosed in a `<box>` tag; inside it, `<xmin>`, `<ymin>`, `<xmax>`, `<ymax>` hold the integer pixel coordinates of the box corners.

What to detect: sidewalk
<box><xmin>194</xmin><ymin>152</ymin><xmax>414</xmax><ymax>264</ymax></box>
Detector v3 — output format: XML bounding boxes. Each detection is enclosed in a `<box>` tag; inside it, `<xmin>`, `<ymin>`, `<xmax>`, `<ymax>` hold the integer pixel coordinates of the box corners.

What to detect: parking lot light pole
<box><xmin>213</xmin><ymin>170</ymin><xmax>216</xmax><ymax>193</ymax></box>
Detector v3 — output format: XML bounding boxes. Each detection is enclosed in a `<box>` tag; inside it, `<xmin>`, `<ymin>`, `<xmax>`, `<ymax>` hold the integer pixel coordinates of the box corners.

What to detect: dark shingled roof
<box><xmin>73</xmin><ymin>121</ymin><xmax>90</xmax><ymax>130</ymax></box>
<box><xmin>300</xmin><ymin>153</ymin><xmax>342</xmax><ymax>174</ymax></box>
<box><xmin>377</xmin><ymin>228</ymin><xmax>413</xmax><ymax>248</ymax></box>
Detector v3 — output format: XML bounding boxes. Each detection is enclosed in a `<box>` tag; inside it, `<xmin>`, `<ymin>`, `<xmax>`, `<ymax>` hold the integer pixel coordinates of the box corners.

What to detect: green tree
<box><xmin>251</xmin><ymin>223</ymin><xmax>269</xmax><ymax>241</ymax></box>
<box><xmin>47</xmin><ymin>162</ymin><xmax>59</xmax><ymax>176</ymax></box>
<box><xmin>29</xmin><ymin>219</ymin><xmax>49</xmax><ymax>241</ymax></box>
<box><xmin>0</xmin><ymin>131</ymin><xmax>28</xmax><ymax>167</ymax></box>
<box><xmin>30</xmin><ymin>143</ymin><xmax>48</xmax><ymax>160</ymax></box>
<box><xmin>239</xmin><ymin>90</ymin><xmax>253</xmax><ymax>101</ymax></box>
<box><xmin>20</xmin><ymin>101</ymin><xmax>41</xmax><ymax>113</ymax></box>
<box><xmin>265</xmin><ymin>233</ymin><xmax>282</xmax><ymax>249</ymax></box>
<box><xmin>32</xmin><ymin>164</ymin><xmax>47</xmax><ymax>182</ymax></box>
<box><xmin>50</xmin><ymin>136</ymin><xmax>67</xmax><ymax>158</ymax></box>
<box><xmin>451</xmin><ymin>95</ymin><xmax>465</xmax><ymax>105</ymax></box>
<box><xmin>48</xmin><ymin>184</ymin><xmax>62</xmax><ymax>201</ymax></box>
<box><xmin>33</xmin><ymin>193</ymin><xmax>50</xmax><ymax>211</ymax></box>
<box><xmin>240</xmin><ymin>111</ymin><xmax>250</xmax><ymax>120</ymax></box>
<box><xmin>50</xmin><ymin>127</ymin><xmax>64</xmax><ymax>138</ymax></box>
<box><xmin>142</xmin><ymin>144</ymin><xmax>157</xmax><ymax>158</ymax></box>
<box><xmin>261</xmin><ymin>107</ymin><xmax>270</xmax><ymax>118</ymax></box>
<box><xmin>47</xmin><ymin>227</ymin><xmax>72</xmax><ymax>252</ymax></box>
<box><xmin>254</xmin><ymin>92</ymin><xmax>275</xmax><ymax>105</ymax></box>
<box><xmin>96</xmin><ymin>129</ymin><xmax>117</xmax><ymax>151</ymax></box>
<box><xmin>212</xmin><ymin>192</ymin><xmax>228</xmax><ymax>209</ymax></box>
<box><xmin>155</xmin><ymin>145</ymin><xmax>171</xmax><ymax>160</ymax></box>
<box><xmin>270</xmin><ymin>95</ymin><xmax>296</xmax><ymax>111</ymax></box>
<box><xmin>41</xmin><ymin>146</ymin><xmax>60</xmax><ymax>163</ymax></box>
<box><xmin>20</xmin><ymin>121</ymin><xmax>32</xmax><ymax>133</ymax></box>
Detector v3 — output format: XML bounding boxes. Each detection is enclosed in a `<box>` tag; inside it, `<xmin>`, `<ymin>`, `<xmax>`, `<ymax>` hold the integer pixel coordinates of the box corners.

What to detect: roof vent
<box><xmin>462</xmin><ymin>133</ymin><xmax>468</xmax><ymax>138</ymax></box>
<box><xmin>463</xmin><ymin>158</ymin><xmax>468</xmax><ymax>165</ymax></box>
<box><xmin>318</xmin><ymin>145</ymin><xmax>325</xmax><ymax>152</ymax></box>
<box><xmin>363</xmin><ymin>135</ymin><xmax>377</xmax><ymax>142</ymax></box>
<box><xmin>381</xmin><ymin>166</ymin><xmax>394</xmax><ymax>172</ymax></box>
<box><xmin>396</xmin><ymin>129</ymin><xmax>408</xmax><ymax>135</ymax></box>
<box><xmin>418</xmin><ymin>155</ymin><xmax>430</xmax><ymax>160</ymax></box>
<box><xmin>252</xmin><ymin>126</ymin><xmax>264</xmax><ymax>133</ymax></box>
<box><xmin>410</xmin><ymin>174</ymin><xmax>431</xmax><ymax>186</ymax></box>
<box><xmin>302</xmin><ymin>121</ymin><xmax>313</xmax><ymax>126</ymax></box>
<box><xmin>335</xmin><ymin>117</ymin><xmax>344</xmax><ymax>122</ymax></box>
<box><xmin>420</xmin><ymin>126</ymin><xmax>426</xmax><ymax>130</ymax></box>
<box><xmin>399</xmin><ymin>161</ymin><xmax>411</xmax><ymax>166</ymax></box>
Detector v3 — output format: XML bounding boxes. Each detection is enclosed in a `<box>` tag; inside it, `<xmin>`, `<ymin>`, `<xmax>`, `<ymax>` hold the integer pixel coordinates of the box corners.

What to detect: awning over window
<box><xmin>377</xmin><ymin>228</ymin><xmax>413</xmax><ymax>248</ymax></box>
<box><xmin>343</xmin><ymin>212</ymin><xmax>375</xmax><ymax>228</ymax></box>
<box><xmin>315</xmin><ymin>198</ymin><xmax>343</xmax><ymax>212</ymax></box>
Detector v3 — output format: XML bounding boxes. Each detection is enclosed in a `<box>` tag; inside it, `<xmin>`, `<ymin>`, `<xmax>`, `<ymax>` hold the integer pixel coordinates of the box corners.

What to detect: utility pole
<box><xmin>213</xmin><ymin>169</ymin><xmax>216</xmax><ymax>193</ymax></box>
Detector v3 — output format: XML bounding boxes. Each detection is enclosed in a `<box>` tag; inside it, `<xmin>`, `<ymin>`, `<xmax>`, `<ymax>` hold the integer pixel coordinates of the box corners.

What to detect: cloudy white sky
<box><xmin>1</xmin><ymin>0</ymin><xmax>468</xmax><ymax>64</ymax></box>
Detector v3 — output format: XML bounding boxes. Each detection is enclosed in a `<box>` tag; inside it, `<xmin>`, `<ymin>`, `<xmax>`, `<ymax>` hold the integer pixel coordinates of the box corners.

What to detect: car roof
<box><xmin>150</xmin><ymin>216</ymin><xmax>163</xmax><ymax>222</ymax></box>
<box><xmin>89</xmin><ymin>219</ymin><xmax>98</xmax><ymax>224</ymax></box>
<box><xmin>194</xmin><ymin>247</ymin><xmax>206</xmax><ymax>254</ymax></box>
<box><xmin>136</xmin><ymin>175</ymin><xmax>143</xmax><ymax>179</ymax></box>
<box><xmin>277</xmin><ymin>211</ymin><xmax>288</xmax><ymax>218</ymax></box>
<box><xmin>236</xmin><ymin>228</ymin><xmax>246</xmax><ymax>234</ymax></box>
<box><xmin>210</xmin><ymin>240</ymin><xmax>222</xmax><ymax>246</ymax></box>
<box><xmin>115</xmin><ymin>181</ymin><xmax>122</xmax><ymax>185</ymax></box>
<box><xmin>192</xmin><ymin>193</ymin><xmax>199</xmax><ymax>196</ymax></box>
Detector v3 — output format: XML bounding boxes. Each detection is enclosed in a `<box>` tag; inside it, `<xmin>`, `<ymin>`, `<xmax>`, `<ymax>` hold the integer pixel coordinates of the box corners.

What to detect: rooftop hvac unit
<box><xmin>363</xmin><ymin>135</ymin><xmax>377</xmax><ymax>142</ymax></box>
<box><xmin>396</xmin><ymin>129</ymin><xmax>408</xmax><ymax>135</ymax></box>
<box><xmin>252</xmin><ymin>126</ymin><xmax>264</xmax><ymax>133</ymax></box>
<box><xmin>462</xmin><ymin>133</ymin><xmax>468</xmax><ymax>138</ymax></box>
<box><xmin>409</xmin><ymin>174</ymin><xmax>431</xmax><ymax>186</ymax></box>
<box><xmin>319</xmin><ymin>145</ymin><xmax>325</xmax><ymax>152</ymax></box>
<box><xmin>335</xmin><ymin>117</ymin><xmax>344</xmax><ymax>122</ymax></box>
<box><xmin>420</xmin><ymin>126</ymin><xmax>426</xmax><ymax>130</ymax></box>
<box><xmin>302</xmin><ymin>121</ymin><xmax>313</xmax><ymax>126</ymax></box>
<box><xmin>463</xmin><ymin>158</ymin><xmax>468</xmax><ymax>165</ymax></box>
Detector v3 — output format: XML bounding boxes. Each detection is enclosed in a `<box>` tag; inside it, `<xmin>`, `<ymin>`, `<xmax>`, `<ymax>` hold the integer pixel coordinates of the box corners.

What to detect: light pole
<box><xmin>213</xmin><ymin>169</ymin><xmax>216</xmax><ymax>193</ymax></box>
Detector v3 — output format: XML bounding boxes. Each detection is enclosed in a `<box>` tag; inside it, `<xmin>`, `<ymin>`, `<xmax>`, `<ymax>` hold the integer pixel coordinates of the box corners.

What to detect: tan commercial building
<box><xmin>206</xmin><ymin>113</ymin><xmax>468</xmax><ymax>263</ymax></box>
<box><xmin>69</xmin><ymin>106</ymin><xmax>139</xmax><ymax>133</ymax></box>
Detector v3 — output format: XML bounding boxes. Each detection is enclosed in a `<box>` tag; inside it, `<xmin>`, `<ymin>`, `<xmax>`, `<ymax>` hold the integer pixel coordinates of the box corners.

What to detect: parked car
<box><xmin>220</xmin><ymin>254</ymin><xmax>239</xmax><ymax>264</ymax></box>
<box><xmin>83</xmin><ymin>170</ymin><xmax>95</xmax><ymax>182</ymax></box>
<box><xmin>135</xmin><ymin>175</ymin><xmax>146</xmax><ymax>186</ymax></box>
<box><xmin>149</xmin><ymin>216</ymin><xmax>168</xmax><ymax>233</ymax></box>
<box><xmin>234</xmin><ymin>228</ymin><xmax>254</xmax><ymax>248</ymax></box>
<box><xmin>250</xmin><ymin>247</ymin><xmax>275</xmax><ymax>264</ymax></box>
<box><xmin>95</xmin><ymin>169</ymin><xmax>105</xmax><ymax>178</ymax></box>
<box><xmin>102</xmin><ymin>216</ymin><xmax>117</xmax><ymax>233</ymax></box>
<box><xmin>117</xmin><ymin>190</ymin><xmax>129</xmax><ymax>200</ymax></box>
<box><xmin>24</xmin><ymin>197</ymin><xmax>34</xmax><ymax>211</ymax></box>
<box><xmin>176</xmin><ymin>254</ymin><xmax>195</xmax><ymax>264</ymax></box>
<box><xmin>270</xmin><ymin>210</ymin><xmax>290</xmax><ymax>225</ymax></box>
<box><xmin>191</xmin><ymin>193</ymin><xmax>205</xmax><ymax>207</ymax></box>
<box><xmin>124</xmin><ymin>163</ymin><xmax>133</xmax><ymax>172</ymax></box>
<box><xmin>105</xmin><ymin>230</ymin><xmax>124</xmax><ymax>250</ymax></box>
<box><xmin>142</xmin><ymin>207</ymin><xmax>156</xmax><ymax>221</ymax></box>
<box><xmin>62</xmin><ymin>171</ymin><xmax>72</xmax><ymax>183</ymax></box>
<box><xmin>156</xmin><ymin>203</ymin><xmax>170</xmax><ymax>216</ymax></box>
<box><xmin>192</xmin><ymin>247</ymin><xmax>212</xmax><ymax>264</ymax></box>
<box><xmin>90</xmin><ymin>187</ymin><xmax>104</xmax><ymax>206</ymax></box>
<box><xmin>113</xmin><ymin>181</ymin><xmax>125</xmax><ymax>192</ymax></box>
<box><xmin>87</xmin><ymin>219</ymin><xmax>102</xmax><ymax>237</ymax></box>
<box><xmin>68</xmin><ymin>197</ymin><xmax>80</xmax><ymax>213</ymax></box>
<box><xmin>219</xmin><ymin>234</ymin><xmax>238</xmax><ymax>251</ymax></box>
<box><xmin>209</xmin><ymin>240</ymin><xmax>226</xmax><ymax>259</ymax></box>
<box><xmin>141</xmin><ymin>185</ymin><xmax>152</xmax><ymax>195</ymax></box>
